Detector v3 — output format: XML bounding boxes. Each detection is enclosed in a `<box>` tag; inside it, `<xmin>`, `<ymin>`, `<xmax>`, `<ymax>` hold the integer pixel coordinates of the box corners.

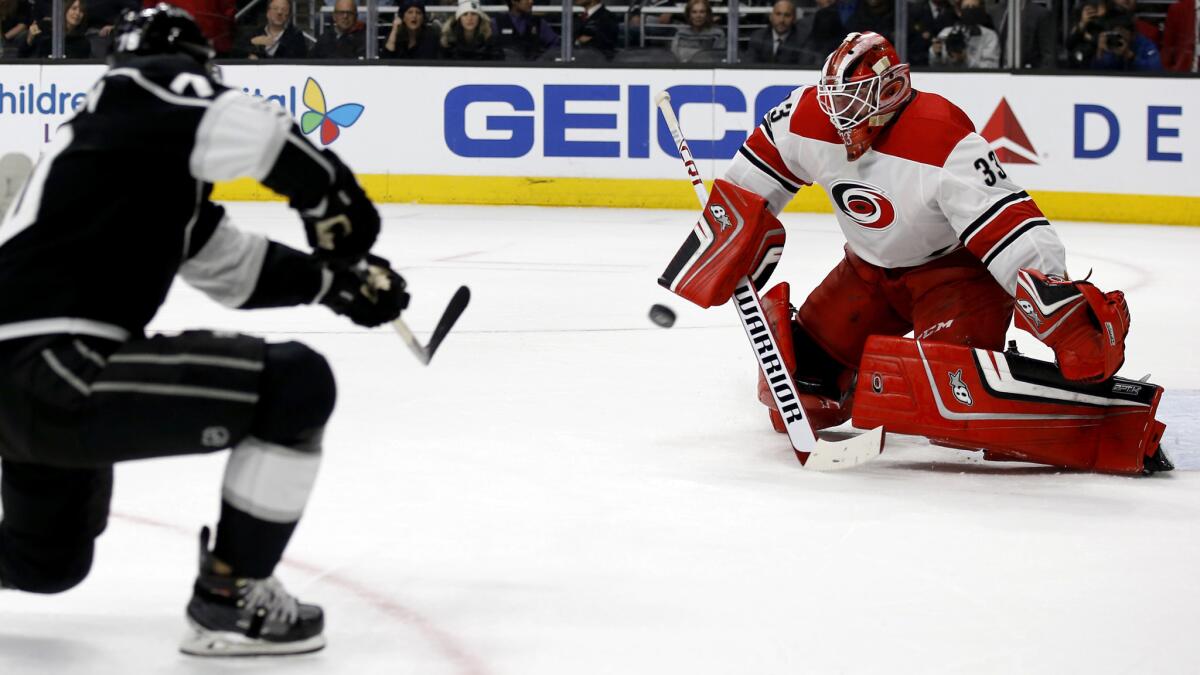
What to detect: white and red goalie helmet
<box><xmin>816</xmin><ymin>31</ymin><xmax>912</xmax><ymax>161</ymax></box>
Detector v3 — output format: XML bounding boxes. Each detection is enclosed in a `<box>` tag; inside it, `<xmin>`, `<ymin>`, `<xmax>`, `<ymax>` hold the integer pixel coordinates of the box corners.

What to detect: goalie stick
<box><xmin>654</xmin><ymin>91</ymin><xmax>883</xmax><ymax>470</ymax></box>
<box><xmin>391</xmin><ymin>285</ymin><xmax>471</xmax><ymax>366</ymax></box>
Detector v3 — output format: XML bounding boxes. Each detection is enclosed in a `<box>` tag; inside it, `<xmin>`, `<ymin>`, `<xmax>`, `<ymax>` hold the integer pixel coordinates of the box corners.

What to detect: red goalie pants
<box><xmin>799</xmin><ymin>246</ymin><xmax>1014</xmax><ymax>369</ymax></box>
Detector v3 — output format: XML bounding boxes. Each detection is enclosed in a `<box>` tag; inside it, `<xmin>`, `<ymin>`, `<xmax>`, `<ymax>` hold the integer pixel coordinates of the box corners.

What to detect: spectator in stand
<box><xmin>144</xmin><ymin>0</ymin><xmax>235</xmax><ymax>55</ymax></box>
<box><xmin>845</xmin><ymin>0</ymin><xmax>893</xmax><ymax>42</ymax></box>
<box><xmin>1162</xmin><ymin>0</ymin><xmax>1196</xmax><ymax>71</ymax></box>
<box><xmin>909</xmin><ymin>0</ymin><xmax>957</xmax><ymax>66</ymax></box>
<box><xmin>21</xmin><ymin>0</ymin><xmax>91</xmax><ymax>57</ymax></box>
<box><xmin>929</xmin><ymin>0</ymin><xmax>1000</xmax><ymax>67</ymax></box>
<box><xmin>1089</xmin><ymin>8</ymin><xmax>1162</xmax><ymax>69</ymax></box>
<box><xmin>383</xmin><ymin>0</ymin><xmax>439</xmax><ymax>58</ymax></box>
<box><xmin>573</xmin><ymin>0</ymin><xmax>618</xmax><ymax>61</ymax></box>
<box><xmin>988</xmin><ymin>0</ymin><xmax>1056</xmax><ymax>68</ymax></box>
<box><xmin>1110</xmin><ymin>0</ymin><xmax>1160</xmax><ymax>48</ymax></box>
<box><xmin>312</xmin><ymin>0</ymin><xmax>365</xmax><ymax>58</ymax></box>
<box><xmin>1</xmin><ymin>0</ymin><xmax>31</xmax><ymax>55</ymax></box>
<box><xmin>493</xmin><ymin>0</ymin><xmax>558</xmax><ymax>60</ymax></box>
<box><xmin>745</xmin><ymin>0</ymin><xmax>820</xmax><ymax>65</ymax></box>
<box><xmin>1065</xmin><ymin>0</ymin><xmax>1108</xmax><ymax>67</ymax></box>
<box><xmin>807</xmin><ymin>0</ymin><xmax>846</xmax><ymax>56</ymax></box>
<box><xmin>237</xmin><ymin>0</ymin><xmax>307</xmax><ymax>58</ymax></box>
<box><xmin>671</xmin><ymin>0</ymin><xmax>723</xmax><ymax>62</ymax></box>
<box><xmin>441</xmin><ymin>0</ymin><xmax>501</xmax><ymax>59</ymax></box>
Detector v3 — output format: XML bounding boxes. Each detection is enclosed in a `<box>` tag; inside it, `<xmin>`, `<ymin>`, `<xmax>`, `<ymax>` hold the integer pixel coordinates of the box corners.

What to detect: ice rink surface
<box><xmin>3</xmin><ymin>203</ymin><xmax>1199</xmax><ymax>675</ymax></box>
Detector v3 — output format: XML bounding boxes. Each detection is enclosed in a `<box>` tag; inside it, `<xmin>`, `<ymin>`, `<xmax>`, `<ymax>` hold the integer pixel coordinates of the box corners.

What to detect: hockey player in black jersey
<box><xmin>0</xmin><ymin>5</ymin><xmax>410</xmax><ymax>656</ymax></box>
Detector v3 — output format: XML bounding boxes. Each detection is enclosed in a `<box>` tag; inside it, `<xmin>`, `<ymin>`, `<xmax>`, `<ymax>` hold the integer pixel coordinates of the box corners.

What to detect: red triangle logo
<box><xmin>980</xmin><ymin>98</ymin><xmax>1038</xmax><ymax>165</ymax></box>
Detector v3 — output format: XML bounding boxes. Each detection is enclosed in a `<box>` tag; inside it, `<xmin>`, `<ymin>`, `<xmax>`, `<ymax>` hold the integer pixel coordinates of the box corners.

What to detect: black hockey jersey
<box><xmin>0</xmin><ymin>55</ymin><xmax>333</xmax><ymax>344</ymax></box>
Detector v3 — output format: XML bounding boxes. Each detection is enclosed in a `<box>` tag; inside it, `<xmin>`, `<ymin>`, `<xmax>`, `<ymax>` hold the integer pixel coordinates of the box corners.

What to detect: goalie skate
<box><xmin>180</xmin><ymin>527</ymin><xmax>326</xmax><ymax>657</ymax></box>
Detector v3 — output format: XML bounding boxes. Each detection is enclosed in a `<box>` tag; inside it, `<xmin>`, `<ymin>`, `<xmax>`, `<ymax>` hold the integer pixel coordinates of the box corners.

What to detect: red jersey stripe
<box><xmin>964</xmin><ymin>198</ymin><xmax>1047</xmax><ymax>260</ymax></box>
<box><xmin>744</xmin><ymin>127</ymin><xmax>806</xmax><ymax>188</ymax></box>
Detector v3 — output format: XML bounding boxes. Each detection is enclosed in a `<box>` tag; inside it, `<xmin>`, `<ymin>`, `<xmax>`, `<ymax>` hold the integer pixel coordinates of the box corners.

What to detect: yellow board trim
<box><xmin>211</xmin><ymin>175</ymin><xmax>1200</xmax><ymax>226</ymax></box>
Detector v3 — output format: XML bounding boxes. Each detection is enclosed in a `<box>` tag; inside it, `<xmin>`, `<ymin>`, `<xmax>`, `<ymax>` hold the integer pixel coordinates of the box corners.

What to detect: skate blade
<box><xmin>180</xmin><ymin>620</ymin><xmax>326</xmax><ymax>657</ymax></box>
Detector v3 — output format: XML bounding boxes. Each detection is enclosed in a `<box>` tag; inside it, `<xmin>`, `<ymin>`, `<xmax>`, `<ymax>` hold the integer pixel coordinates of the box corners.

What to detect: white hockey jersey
<box><xmin>724</xmin><ymin>86</ymin><xmax>1066</xmax><ymax>294</ymax></box>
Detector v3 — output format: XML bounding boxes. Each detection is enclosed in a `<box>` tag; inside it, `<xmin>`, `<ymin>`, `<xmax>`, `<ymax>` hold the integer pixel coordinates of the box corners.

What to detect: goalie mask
<box><xmin>110</xmin><ymin>4</ymin><xmax>216</xmax><ymax>69</ymax></box>
<box><xmin>816</xmin><ymin>32</ymin><xmax>912</xmax><ymax>162</ymax></box>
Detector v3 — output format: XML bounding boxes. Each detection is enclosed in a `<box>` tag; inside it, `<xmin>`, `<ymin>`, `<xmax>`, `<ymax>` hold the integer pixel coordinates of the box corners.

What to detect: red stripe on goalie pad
<box><xmin>850</xmin><ymin>336</ymin><xmax>1164</xmax><ymax>474</ymax></box>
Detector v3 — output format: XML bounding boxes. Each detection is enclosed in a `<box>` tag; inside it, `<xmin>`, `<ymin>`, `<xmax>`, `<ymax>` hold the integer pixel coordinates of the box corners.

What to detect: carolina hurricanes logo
<box><xmin>829</xmin><ymin>180</ymin><xmax>896</xmax><ymax>230</ymax></box>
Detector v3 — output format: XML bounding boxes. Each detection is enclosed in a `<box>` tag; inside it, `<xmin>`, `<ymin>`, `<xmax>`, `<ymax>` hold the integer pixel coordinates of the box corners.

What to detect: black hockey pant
<box><xmin>0</xmin><ymin>331</ymin><xmax>335</xmax><ymax>593</ymax></box>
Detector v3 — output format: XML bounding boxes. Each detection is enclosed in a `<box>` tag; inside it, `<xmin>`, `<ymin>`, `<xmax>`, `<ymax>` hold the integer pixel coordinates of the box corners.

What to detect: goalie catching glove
<box><xmin>658</xmin><ymin>179</ymin><xmax>786</xmax><ymax>308</ymax></box>
<box><xmin>318</xmin><ymin>255</ymin><xmax>410</xmax><ymax>327</ymax></box>
<box><xmin>1013</xmin><ymin>268</ymin><xmax>1130</xmax><ymax>382</ymax></box>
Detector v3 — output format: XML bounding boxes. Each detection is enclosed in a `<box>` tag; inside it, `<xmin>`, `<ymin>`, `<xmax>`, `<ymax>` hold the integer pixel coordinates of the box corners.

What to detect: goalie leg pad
<box><xmin>659</xmin><ymin>179</ymin><xmax>786</xmax><ymax>309</ymax></box>
<box><xmin>850</xmin><ymin>336</ymin><xmax>1167</xmax><ymax>474</ymax></box>
<box><xmin>757</xmin><ymin>282</ymin><xmax>856</xmax><ymax>432</ymax></box>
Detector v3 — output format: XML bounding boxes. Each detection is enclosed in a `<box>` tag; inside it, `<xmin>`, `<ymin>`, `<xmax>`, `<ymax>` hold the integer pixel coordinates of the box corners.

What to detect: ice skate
<box><xmin>180</xmin><ymin>527</ymin><xmax>325</xmax><ymax>657</ymax></box>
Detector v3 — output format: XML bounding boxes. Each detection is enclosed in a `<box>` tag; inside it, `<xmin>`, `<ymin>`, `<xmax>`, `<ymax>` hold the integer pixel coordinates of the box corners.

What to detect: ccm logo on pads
<box><xmin>829</xmin><ymin>180</ymin><xmax>896</xmax><ymax>230</ymax></box>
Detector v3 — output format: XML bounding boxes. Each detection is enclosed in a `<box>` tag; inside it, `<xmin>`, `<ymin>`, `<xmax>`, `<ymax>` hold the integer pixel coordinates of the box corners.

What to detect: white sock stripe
<box><xmin>107</xmin><ymin>353</ymin><xmax>264</xmax><ymax>371</ymax></box>
<box><xmin>40</xmin><ymin>349</ymin><xmax>91</xmax><ymax>396</ymax></box>
<box><xmin>222</xmin><ymin>437</ymin><xmax>321</xmax><ymax>524</ymax></box>
<box><xmin>72</xmin><ymin>339</ymin><xmax>108</xmax><ymax>368</ymax></box>
<box><xmin>90</xmin><ymin>381</ymin><xmax>258</xmax><ymax>403</ymax></box>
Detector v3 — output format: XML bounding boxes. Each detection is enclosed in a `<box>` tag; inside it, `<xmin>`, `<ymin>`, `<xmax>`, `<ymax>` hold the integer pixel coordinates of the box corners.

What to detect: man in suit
<box><xmin>311</xmin><ymin>0</ymin><xmax>365</xmax><ymax>58</ymax></box>
<box><xmin>988</xmin><ymin>0</ymin><xmax>1056</xmax><ymax>68</ymax></box>
<box><xmin>745</xmin><ymin>0</ymin><xmax>820</xmax><ymax>65</ymax></box>
<box><xmin>573</xmin><ymin>0</ymin><xmax>618</xmax><ymax>60</ymax></box>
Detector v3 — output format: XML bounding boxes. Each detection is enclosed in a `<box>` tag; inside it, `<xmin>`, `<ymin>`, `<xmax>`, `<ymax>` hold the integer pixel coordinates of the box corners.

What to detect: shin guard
<box><xmin>851</xmin><ymin>336</ymin><xmax>1167</xmax><ymax>474</ymax></box>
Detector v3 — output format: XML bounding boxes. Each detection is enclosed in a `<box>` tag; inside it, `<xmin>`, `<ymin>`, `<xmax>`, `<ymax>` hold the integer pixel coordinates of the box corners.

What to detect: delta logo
<box><xmin>981</xmin><ymin>98</ymin><xmax>1037</xmax><ymax>165</ymax></box>
<box><xmin>299</xmin><ymin>78</ymin><xmax>364</xmax><ymax>146</ymax></box>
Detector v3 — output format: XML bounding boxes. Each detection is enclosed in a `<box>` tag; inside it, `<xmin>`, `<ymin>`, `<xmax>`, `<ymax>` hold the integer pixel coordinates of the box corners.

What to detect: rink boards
<box><xmin>0</xmin><ymin>64</ymin><xmax>1197</xmax><ymax>224</ymax></box>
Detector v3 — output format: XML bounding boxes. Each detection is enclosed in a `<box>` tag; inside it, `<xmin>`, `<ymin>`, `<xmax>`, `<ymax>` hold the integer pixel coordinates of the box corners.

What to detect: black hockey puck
<box><xmin>649</xmin><ymin>303</ymin><xmax>676</xmax><ymax>328</ymax></box>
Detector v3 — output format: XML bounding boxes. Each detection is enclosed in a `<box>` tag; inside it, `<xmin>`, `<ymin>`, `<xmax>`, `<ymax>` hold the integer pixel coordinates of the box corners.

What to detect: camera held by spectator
<box><xmin>943</xmin><ymin>27</ymin><xmax>967</xmax><ymax>60</ymax></box>
<box><xmin>1090</xmin><ymin>9</ymin><xmax>1162</xmax><ymax>71</ymax></box>
<box><xmin>928</xmin><ymin>0</ymin><xmax>999</xmax><ymax>69</ymax></box>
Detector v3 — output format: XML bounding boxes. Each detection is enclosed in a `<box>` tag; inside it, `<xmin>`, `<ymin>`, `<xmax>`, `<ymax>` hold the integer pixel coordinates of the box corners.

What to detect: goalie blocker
<box><xmin>658</xmin><ymin>179</ymin><xmax>785</xmax><ymax>308</ymax></box>
<box><xmin>850</xmin><ymin>336</ymin><xmax>1171</xmax><ymax>474</ymax></box>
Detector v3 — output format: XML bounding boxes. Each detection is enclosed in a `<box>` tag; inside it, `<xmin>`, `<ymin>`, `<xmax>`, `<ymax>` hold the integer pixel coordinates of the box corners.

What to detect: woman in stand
<box><xmin>440</xmin><ymin>0</ymin><xmax>501</xmax><ymax>60</ymax></box>
<box><xmin>670</xmin><ymin>0</ymin><xmax>724</xmax><ymax>62</ymax></box>
<box><xmin>382</xmin><ymin>0</ymin><xmax>439</xmax><ymax>59</ymax></box>
<box><xmin>20</xmin><ymin>0</ymin><xmax>91</xmax><ymax>58</ymax></box>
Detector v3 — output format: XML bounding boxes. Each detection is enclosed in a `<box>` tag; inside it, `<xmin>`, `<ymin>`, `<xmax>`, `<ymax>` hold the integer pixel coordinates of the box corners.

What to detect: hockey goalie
<box><xmin>659</xmin><ymin>32</ymin><xmax>1171</xmax><ymax>474</ymax></box>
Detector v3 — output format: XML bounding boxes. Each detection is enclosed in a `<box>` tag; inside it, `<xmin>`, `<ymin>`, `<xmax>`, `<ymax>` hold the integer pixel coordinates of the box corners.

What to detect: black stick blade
<box><xmin>424</xmin><ymin>286</ymin><xmax>471</xmax><ymax>361</ymax></box>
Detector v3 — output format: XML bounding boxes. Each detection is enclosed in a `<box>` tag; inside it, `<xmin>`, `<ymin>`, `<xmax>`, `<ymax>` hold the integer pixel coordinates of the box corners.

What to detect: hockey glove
<box><xmin>1013</xmin><ymin>268</ymin><xmax>1129</xmax><ymax>382</ymax></box>
<box><xmin>299</xmin><ymin>154</ymin><xmax>380</xmax><ymax>262</ymax></box>
<box><xmin>318</xmin><ymin>255</ymin><xmax>409</xmax><ymax>328</ymax></box>
<box><xmin>658</xmin><ymin>179</ymin><xmax>786</xmax><ymax>309</ymax></box>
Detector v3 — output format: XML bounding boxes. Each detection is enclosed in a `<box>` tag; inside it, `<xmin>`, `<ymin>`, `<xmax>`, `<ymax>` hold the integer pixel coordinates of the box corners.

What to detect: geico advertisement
<box><xmin>0</xmin><ymin>65</ymin><xmax>1195</xmax><ymax>196</ymax></box>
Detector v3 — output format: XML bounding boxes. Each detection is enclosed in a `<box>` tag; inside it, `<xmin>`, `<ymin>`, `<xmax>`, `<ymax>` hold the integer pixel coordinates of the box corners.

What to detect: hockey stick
<box><xmin>391</xmin><ymin>285</ymin><xmax>471</xmax><ymax>366</ymax></box>
<box><xmin>654</xmin><ymin>92</ymin><xmax>883</xmax><ymax>470</ymax></box>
